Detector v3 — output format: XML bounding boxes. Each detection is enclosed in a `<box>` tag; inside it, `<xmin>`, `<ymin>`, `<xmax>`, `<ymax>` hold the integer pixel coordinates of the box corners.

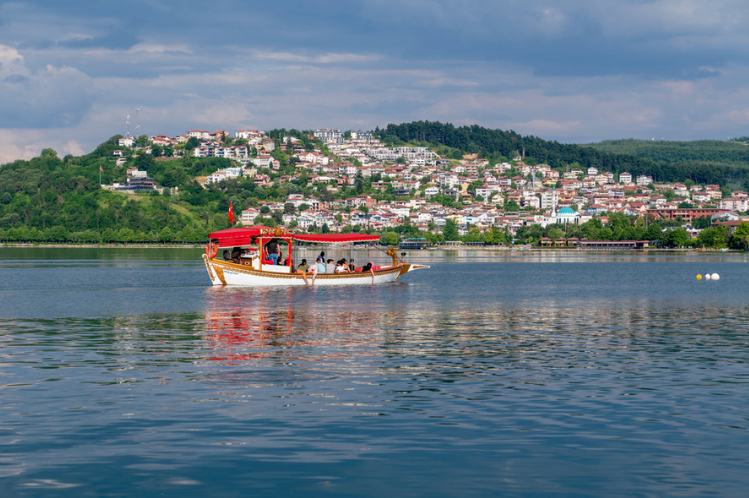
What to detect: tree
<box><xmin>662</xmin><ymin>228</ymin><xmax>689</xmax><ymax>247</ymax></box>
<box><xmin>442</xmin><ymin>218</ymin><xmax>459</xmax><ymax>241</ymax></box>
<box><xmin>505</xmin><ymin>199</ymin><xmax>520</xmax><ymax>211</ymax></box>
<box><xmin>515</xmin><ymin>224</ymin><xmax>544</xmax><ymax>245</ymax></box>
<box><xmin>645</xmin><ymin>223</ymin><xmax>663</xmax><ymax>240</ymax></box>
<box><xmin>731</xmin><ymin>221</ymin><xmax>749</xmax><ymax>250</ymax></box>
<box><xmin>463</xmin><ymin>228</ymin><xmax>485</xmax><ymax>244</ymax></box>
<box><xmin>385</xmin><ymin>231</ymin><xmax>399</xmax><ymax>245</ymax></box>
<box><xmin>284</xmin><ymin>202</ymin><xmax>296</xmax><ymax>215</ymax></box>
<box><xmin>159</xmin><ymin>227</ymin><xmax>173</xmax><ymax>243</ymax></box>
<box><xmin>185</xmin><ymin>137</ymin><xmax>200</xmax><ymax>151</ymax></box>
<box><xmin>692</xmin><ymin>216</ymin><xmax>711</xmax><ymax>229</ymax></box>
<box><xmin>320</xmin><ymin>188</ymin><xmax>334</xmax><ymax>202</ymax></box>
<box><xmin>547</xmin><ymin>227</ymin><xmax>564</xmax><ymax>241</ymax></box>
<box><xmin>136</xmin><ymin>134</ymin><xmax>150</xmax><ymax>148</ymax></box>
<box><xmin>581</xmin><ymin>218</ymin><xmax>603</xmax><ymax>240</ymax></box>
<box><xmin>485</xmin><ymin>226</ymin><xmax>505</xmax><ymax>245</ymax></box>
<box><xmin>697</xmin><ymin>225</ymin><xmax>727</xmax><ymax>248</ymax></box>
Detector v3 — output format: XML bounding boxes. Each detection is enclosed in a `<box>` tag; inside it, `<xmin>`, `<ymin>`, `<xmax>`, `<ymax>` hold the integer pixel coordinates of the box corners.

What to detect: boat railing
<box><xmin>261</xmin><ymin>264</ymin><xmax>292</xmax><ymax>274</ymax></box>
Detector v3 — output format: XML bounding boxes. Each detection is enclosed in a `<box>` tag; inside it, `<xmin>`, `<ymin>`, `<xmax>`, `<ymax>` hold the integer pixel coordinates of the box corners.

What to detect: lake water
<box><xmin>2</xmin><ymin>247</ymin><xmax>749</xmax><ymax>497</ymax></box>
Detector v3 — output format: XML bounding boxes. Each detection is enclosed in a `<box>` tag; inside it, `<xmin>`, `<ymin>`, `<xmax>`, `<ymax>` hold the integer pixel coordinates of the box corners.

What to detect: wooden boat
<box><xmin>203</xmin><ymin>226</ymin><xmax>429</xmax><ymax>286</ymax></box>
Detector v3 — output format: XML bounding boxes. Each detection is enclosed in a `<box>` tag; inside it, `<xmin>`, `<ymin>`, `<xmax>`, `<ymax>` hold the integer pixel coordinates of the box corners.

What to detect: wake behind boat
<box><xmin>203</xmin><ymin>226</ymin><xmax>429</xmax><ymax>286</ymax></box>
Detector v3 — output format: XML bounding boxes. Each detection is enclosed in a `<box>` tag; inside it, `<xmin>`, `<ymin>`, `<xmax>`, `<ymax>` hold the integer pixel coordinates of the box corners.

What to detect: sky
<box><xmin>1</xmin><ymin>0</ymin><xmax>748</xmax><ymax>164</ymax></box>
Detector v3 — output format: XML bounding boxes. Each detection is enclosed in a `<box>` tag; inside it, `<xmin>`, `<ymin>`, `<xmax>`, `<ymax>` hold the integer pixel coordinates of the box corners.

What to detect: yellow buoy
<box><xmin>696</xmin><ymin>274</ymin><xmax>702</xmax><ymax>280</ymax></box>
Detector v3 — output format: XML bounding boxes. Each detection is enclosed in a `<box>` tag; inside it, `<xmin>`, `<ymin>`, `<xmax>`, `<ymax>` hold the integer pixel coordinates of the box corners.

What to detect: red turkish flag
<box><xmin>228</xmin><ymin>201</ymin><xmax>234</xmax><ymax>224</ymax></box>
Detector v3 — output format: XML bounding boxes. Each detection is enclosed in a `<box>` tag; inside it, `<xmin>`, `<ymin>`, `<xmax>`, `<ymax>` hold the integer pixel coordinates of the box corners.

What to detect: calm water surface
<box><xmin>1</xmin><ymin>247</ymin><xmax>749</xmax><ymax>497</ymax></box>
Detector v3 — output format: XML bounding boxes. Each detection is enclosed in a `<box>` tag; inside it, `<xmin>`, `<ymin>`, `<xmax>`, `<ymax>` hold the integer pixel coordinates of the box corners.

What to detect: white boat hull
<box><xmin>203</xmin><ymin>255</ymin><xmax>428</xmax><ymax>286</ymax></box>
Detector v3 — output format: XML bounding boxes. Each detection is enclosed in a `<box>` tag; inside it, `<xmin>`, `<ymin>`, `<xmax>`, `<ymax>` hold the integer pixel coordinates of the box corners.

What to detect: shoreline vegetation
<box><xmin>0</xmin><ymin>242</ymin><xmax>739</xmax><ymax>253</ymax></box>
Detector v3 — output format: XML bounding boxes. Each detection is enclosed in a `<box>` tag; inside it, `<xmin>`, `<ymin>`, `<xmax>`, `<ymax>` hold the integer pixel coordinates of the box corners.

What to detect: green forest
<box><xmin>588</xmin><ymin>139</ymin><xmax>749</xmax><ymax>168</ymax></box>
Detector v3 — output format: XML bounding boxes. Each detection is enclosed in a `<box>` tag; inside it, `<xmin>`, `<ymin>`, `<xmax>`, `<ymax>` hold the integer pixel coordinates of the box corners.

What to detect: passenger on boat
<box><xmin>335</xmin><ymin>259</ymin><xmax>349</xmax><ymax>273</ymax></box>
<box><xmin>318</xmin><ymin>251</ymin><xmax>325</xmax><ymax>263</ymax></box>
<box><xmin>326</xmin><ymin>259</ymin><xmax>335</xmax><ymax>273</ymax></box>
<box><xmin>231</xmin><ymin>247</ymin><xmax>242</xmax><ymax>264</ymax></box>
<box><xmin>296</xmin><ymin>259</ymin><xmax>311</xmax><ymax>285</ymax></box>
<box><xmin>348</xmin><ymin>258</ymin><xmax>356</xmax><ymax>272</ymax></box>
<box><xmin>308</xmin><ymin>259</ymin><xmax>319</xmax><ymax>285</ymax></box>
<box><xmin>361</xmin><ymin>262</ymin><xmax>375</xmax><ymax>280</ymax></box>
<box><xmin>265</xmin><ymin>238</ymin><xmax>279</xmax><ymax>265</ymax></box>
<box><xmin>316</xmin><ymin>257</ymin><xmax>326</xmax><ymax>274</ymax></box>
<box><xmin>222</xmin><ymin>249</ymin><xmax>232</xmax><ymax>261</ymax></box>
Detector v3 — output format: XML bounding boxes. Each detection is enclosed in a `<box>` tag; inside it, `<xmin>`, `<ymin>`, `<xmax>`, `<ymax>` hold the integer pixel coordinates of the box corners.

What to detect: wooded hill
<box><xmin>588</xmin><ymin>138</ymin><xmax>749</xmax><ymax>168</ymax></box>
<box><xmin>376</xmin><ymin>121</ymin><xmax>749</xmax><ymax>188</ymax></box>
<box><xmin>0</xmin><ymin>137</ymin><xmax>238</xmax><ymax>244</ymax></box>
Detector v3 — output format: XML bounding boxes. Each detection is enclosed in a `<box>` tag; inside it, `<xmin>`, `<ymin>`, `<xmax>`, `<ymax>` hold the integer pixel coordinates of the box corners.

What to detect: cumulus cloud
<box><xmin>0</xmin><ymin>45</ymin><xmax>94</xmax><ymax>128</ymax></box>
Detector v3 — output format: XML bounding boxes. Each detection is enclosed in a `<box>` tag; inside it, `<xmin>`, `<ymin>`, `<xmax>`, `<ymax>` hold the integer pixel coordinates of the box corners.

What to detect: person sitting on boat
<box><xmin>348</xmin><ymin>258</ymin><xmax>356</xmax><ymax>272</ymax></box>
<box><xmin>231</xmin><ymin>247</ymin><xmax>242</xmax><ymax>264</ymax></box>
<box><xmin>308</xmin><ymin>259</ymin><xmax>319</xmax><ymax>285</ymax></box>
<box><xmin>335</xmin><ymin>259</ymin><xmax>349</xmax><ymax>273</ymax></box>
<box><xmin>296</xmin><ymin>259</ymin><xmax>314</xmax><ymax>285</ymax></box>
<box><xmin>222</xmin><ymin>249</ymin><xmax>232</xmax><ymax>261</ymax></box>
<box><xmin>316</xmin><ymin>257</ymin><xmax>326</xmax><ymax>274</ymax></box>
<box><xmin>326</xmin><ymin>259</ymin><xmax>335</xmax><ymax>273</ymax></box>
<box><xmin>361</xmin><ymin>261</ymin><xmax>375</xmax><ymax>281</ymax></box>
<box><xmin>265</xmin><ymin>238</ymin><xmax>279</xmax><ymax>265</ymax></box>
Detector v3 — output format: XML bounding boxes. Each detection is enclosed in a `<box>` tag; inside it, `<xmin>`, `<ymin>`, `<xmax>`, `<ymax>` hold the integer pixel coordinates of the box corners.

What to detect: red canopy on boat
<box><xmin>209</xmin><ymin>226</ymin><xmax>379</xmax><ymax>247</ymax></box>
<box><xmin>292</xmin><ymin>233</ymin><xmax>380</xmax><ymax>243</ymax></box>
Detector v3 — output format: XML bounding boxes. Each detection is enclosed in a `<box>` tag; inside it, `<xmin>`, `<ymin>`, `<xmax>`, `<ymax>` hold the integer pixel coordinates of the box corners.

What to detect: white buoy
<box><xmin>712</xmin><ymin>273</ymin><xmax>720</xmax><ymax>280</ymax></box>
<box><xmin>705</xmin><ymin>274</ymin><xmax>711</xmax><ymax>280</ymax></box>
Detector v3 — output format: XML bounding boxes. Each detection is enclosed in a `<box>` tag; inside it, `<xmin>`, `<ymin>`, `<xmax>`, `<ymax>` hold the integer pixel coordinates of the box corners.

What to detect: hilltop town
<box><xmin>99</xmin><ymin>126</ymin><xmax>749</xmax><ymax>249</ymax></box>
<box><xmin>2</xmin><ymin>124</ymin><xmax>748</xmax><ymax>249</ymax></box>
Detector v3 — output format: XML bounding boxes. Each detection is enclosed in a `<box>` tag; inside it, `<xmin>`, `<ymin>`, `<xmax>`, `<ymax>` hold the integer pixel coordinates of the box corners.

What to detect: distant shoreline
<box><xmin>0</xmin><ymin>242</ymin><xmax>736</xmax><ymax>253</ymax></box>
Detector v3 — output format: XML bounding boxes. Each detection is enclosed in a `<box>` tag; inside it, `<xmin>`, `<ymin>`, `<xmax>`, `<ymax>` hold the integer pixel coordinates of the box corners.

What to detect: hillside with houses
<box><xmin>2</xmin><ymin>123</ymin><xmax>749</xmax><ymax>249</ymax></box>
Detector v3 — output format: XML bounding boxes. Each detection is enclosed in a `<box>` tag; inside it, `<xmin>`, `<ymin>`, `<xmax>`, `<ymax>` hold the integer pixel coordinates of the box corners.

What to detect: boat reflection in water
<box><xmin>202</xmin><ymin>286</ymin><xmax>388</xmax><ymax>366</ymax></box>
